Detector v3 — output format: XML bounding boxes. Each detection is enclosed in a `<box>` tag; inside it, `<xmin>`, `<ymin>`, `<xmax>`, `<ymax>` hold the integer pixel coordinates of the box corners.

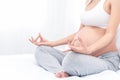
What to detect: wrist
<box><xmin>86</xmin><ymin>47</ymin><xmax>93</xmax><ymax>54</ymax></box>
<box><xmin>48</xmin><ymin>41</ymin><xmax>56</xmax><ymax>47</ymax></box>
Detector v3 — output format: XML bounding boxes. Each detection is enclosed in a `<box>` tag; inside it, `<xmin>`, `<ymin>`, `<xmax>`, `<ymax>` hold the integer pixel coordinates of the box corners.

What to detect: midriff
<box><xmin>75</xmin><ymin>26</ymin><xmax>117</xmax><ymax>56</ymax></box>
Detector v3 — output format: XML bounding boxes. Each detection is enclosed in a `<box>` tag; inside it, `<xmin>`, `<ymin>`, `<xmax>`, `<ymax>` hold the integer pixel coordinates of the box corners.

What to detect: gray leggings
<box><xmin>35</xmin><ymin>46</ymin><xmax>120</xmax><ymax>76</ymax></box>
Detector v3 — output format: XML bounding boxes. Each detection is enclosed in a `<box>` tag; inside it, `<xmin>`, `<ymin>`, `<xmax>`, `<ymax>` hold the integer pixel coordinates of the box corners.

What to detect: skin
<box><xmin>29</xmin><ymin>0</ymin><xmax>120</xmax><ymax>78</ymax></box>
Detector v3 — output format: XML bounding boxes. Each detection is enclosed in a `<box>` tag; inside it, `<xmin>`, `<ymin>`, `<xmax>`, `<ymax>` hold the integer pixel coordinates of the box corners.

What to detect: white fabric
<box><xmin>0</xmin><ymin>54</ymin><xmax>120</xmax><ymax>80</ymax></box>
<box><xmin>80</xmin><ymin>0</ymin><xmax>109</xmax><ymax>28</ymax></box>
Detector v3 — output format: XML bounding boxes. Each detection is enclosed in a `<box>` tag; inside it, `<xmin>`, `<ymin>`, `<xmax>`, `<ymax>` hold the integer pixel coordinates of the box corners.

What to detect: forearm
<box><xmin>50</xmin><ymin>32</ymin><xmax>77</xmax><ymax>47</ymax></box>
<box><xmin>50</xmin><ymin>24</ymin><xmax>85</xmax><ymax>47</ymax></box>
<box><xmin>87</xmin><ymin>33</ymin><xmax>114</xmax><ymax>54</ymax></box>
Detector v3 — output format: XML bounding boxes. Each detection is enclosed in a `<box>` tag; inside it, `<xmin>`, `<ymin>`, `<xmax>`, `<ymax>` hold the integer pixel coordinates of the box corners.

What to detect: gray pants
<box><xmin>35</xmin><ymin>46</ymin><xmax>120</xmax><ymax>76</ymax></box>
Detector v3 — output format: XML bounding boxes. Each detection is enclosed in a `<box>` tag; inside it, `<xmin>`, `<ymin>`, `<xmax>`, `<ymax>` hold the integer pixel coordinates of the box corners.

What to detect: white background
<box><xmin>0</xmin><ymin>0</ymin><xmax>85</xmax><ymax>55</ymax></box>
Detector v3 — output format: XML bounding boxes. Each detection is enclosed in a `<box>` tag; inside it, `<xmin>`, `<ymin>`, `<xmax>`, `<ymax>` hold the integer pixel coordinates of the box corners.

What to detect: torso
<box><xmin>73</xmin><ymin>0</ymin><xmax>117</xmax><ymax>56</ymax></box>
<box><xmin>75</xmin><ymin>26</ymin><xmax>117</xmax><ymax>56</ymax></box>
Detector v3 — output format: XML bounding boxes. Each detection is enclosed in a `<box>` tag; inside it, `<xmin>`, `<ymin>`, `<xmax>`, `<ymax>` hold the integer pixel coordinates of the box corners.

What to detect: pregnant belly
<box><xmin>77</xmin><ymin>26</ymin><xmax>105</xmax><ymax>46</ymax></box>
<box><xmin>73</xmin><ymin>26</ymin><xmax>117</xmax><ymax>56</ymax></box>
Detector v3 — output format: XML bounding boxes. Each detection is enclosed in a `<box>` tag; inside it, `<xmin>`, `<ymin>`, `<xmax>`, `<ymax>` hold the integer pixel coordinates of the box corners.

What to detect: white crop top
<box><xmin>80</xmin><ymin>0</ymin><xmax>109</xmax><ymax>28</ymax></box>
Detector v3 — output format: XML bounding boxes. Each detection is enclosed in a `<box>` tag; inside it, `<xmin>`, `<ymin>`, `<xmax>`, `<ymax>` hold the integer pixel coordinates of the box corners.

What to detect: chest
<box><xmin>86</xmin><ymin>0</ymin><xmax>111</xmax><ymax>14</ymax></box>
<box><xmin>80</xmin><ymin>0</ymin><xmax>110</xmax><ymax>28</ymax></box>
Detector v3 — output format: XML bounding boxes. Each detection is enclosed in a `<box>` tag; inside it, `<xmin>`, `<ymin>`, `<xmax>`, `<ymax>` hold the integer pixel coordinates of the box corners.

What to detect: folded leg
<box><xmin>35</xmin><ymin>46</ymin><xmax>65</xmax><ymax>73</ymax></box>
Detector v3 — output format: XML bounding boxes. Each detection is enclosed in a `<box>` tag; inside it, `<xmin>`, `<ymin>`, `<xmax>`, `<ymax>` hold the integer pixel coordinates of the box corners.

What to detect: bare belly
<box><xmin>74</xmin><ymin>26</ymin><xmax>117</xmax><ymax>56</ymax></box>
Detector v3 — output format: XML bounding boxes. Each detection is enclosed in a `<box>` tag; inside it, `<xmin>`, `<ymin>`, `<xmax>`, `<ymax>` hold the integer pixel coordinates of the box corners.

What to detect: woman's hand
<box><xmin>62</xmin><ymin>34</ymin><xmax>81</xmax><ymax>53</ymax></box>
<box><xmin>68</xmin><ymin>37</ymin><xmax>91</xmax><ymax>54</ymax></box>
<box><xmin>63</xmin><ymin>33</ymin><xmax>83</xmax><ymax>53</ymax></box>
<box><xmin>70</xmin><ymin>32</ymin><xmax>82</xmax><ymax>46</ymax></box>
<box><xmin>29</xmin><ymin>33</ymin><xmax>52</xmax><ymax>46</ymax></box>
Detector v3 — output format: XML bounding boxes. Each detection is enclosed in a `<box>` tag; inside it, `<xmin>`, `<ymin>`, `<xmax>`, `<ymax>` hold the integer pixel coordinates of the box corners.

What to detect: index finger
<box><xmin>34</xmin><ymin>34</ymin><xmax>40</xmax><ymax>41</ymax></box>
<box><xmin>39</xmin><ymin>33</ymin><xmax>45</xmax><ymax>41</ymax></box>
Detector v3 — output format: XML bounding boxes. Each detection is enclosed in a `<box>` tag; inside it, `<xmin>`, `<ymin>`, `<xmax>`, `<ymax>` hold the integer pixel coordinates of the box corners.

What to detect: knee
<box><xmin>35</xmin><ymin>46</ymin><xmax>50</xmax><ymax>59</ymax></box>
<box><xmin>35</xmin><ymin>45</ymin><xmax>50</xmax><ymax>54</ymax></box>
<box><xmin>36</xmin><ymin>45</ymin><xmax>51</xmax><ymax>51</ymax></box>
<box><xmin>35</xmin><ymin>45</ymin><xmax>53</xmax><ymax>55</ymax></box>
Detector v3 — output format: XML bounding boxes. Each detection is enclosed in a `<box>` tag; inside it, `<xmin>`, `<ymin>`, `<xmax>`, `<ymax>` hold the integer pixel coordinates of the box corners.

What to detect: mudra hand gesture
<box><xmin>29</xmin><ymin>33</ymin><xmax>49</xmax><ymax>46</ymax></box>
<box><xmin>68</xmin><ymin>37</ymin><xmax>89</xmax><ymax>54</ymax></box>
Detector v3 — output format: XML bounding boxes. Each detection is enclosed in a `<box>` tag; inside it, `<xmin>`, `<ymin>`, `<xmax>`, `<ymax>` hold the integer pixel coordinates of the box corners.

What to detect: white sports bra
<box><xmin>80</xmin><ymin>0</ymin><xmax>109</xmax><ymax>29</ymax></box>
<box><xmin>80</xmin><ymin>0</ymin><xmax>120</xmax><ymax>56</ymax></box>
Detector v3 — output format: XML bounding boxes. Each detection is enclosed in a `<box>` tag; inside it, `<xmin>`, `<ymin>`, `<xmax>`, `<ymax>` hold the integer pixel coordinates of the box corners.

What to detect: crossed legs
<box><xmin>35</xmin><ymin>46</ymin><xmax>118</xmax><ymax>78</ymax></box>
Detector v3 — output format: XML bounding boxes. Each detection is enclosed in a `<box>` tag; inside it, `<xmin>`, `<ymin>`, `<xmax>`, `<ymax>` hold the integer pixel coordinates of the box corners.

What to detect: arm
<box><xmin>50</xmin><ymin>33</ymin><xmax>77</xmax><ymax>47</ymax></box>
<box><xmin>86</xmin><ymin>0</ymin><xmax>120</xmax><ymax>54</ymax></box>
<box><xmin>50</xmin><ymin>24</ymin><xmax>84</xmax><ymax>47</ymax></box>
<box><xmin>29</xmin><ymin>24</ymin><xmax>84</xmax><ymax>47</ymax></box>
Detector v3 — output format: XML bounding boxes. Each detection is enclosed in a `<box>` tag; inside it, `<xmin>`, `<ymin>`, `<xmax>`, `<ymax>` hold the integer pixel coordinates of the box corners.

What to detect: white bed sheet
<box><xmin>0</xmin><ymin>54</ymin><xmax>120</xmax><ymax>80</ymax></box>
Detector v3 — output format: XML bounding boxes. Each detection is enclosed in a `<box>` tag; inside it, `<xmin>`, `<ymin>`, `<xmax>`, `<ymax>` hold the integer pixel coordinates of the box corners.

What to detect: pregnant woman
<box><xmin>29</xmin><ymin>0</ymin><xmax>120</xmax><ymax>78</ymax></box>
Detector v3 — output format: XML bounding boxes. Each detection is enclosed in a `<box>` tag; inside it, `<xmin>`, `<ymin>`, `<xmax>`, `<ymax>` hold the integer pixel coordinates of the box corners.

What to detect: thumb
<box><xmin>78</xmin><ymin>37</ymin><xmax>87</xmax><ymax>48</ymax></box>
